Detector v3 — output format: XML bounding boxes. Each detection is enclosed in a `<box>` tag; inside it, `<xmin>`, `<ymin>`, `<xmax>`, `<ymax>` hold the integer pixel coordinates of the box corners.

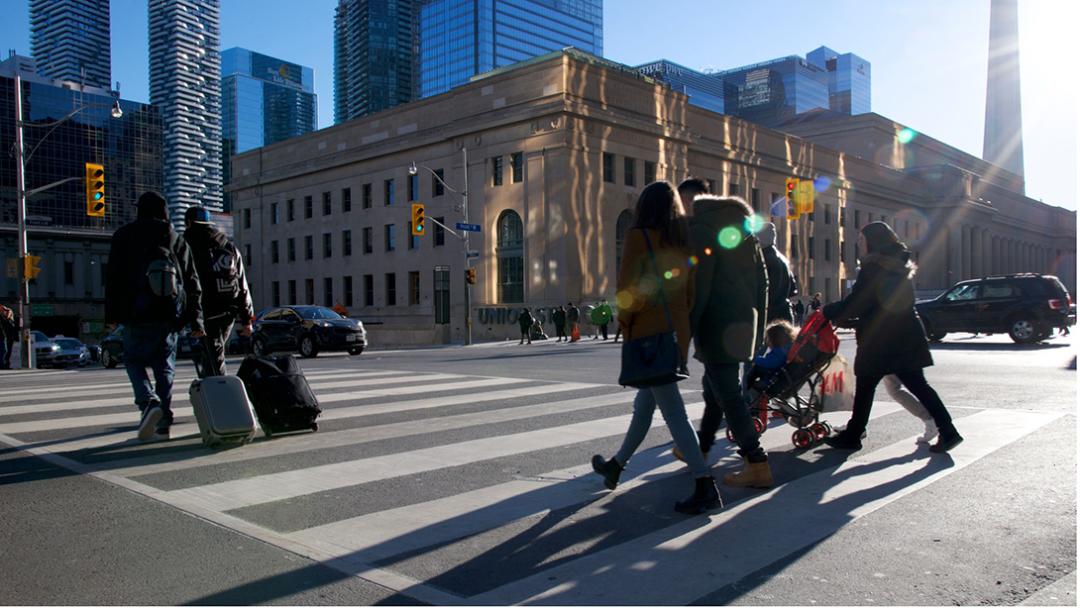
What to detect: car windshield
<box><xmin>31</xmin><ymin>332</ymin><xmax>48</xmax><ymax>341</ymax></box>
<box><xmin>55</xmin><ymin>339</ymin><xmax>81</xmax><ymax>349</ymax></box>
<box><xmin>294</xmin><ymin>307</ymin><xmax>343</xmax><ymax>320</ymax></box>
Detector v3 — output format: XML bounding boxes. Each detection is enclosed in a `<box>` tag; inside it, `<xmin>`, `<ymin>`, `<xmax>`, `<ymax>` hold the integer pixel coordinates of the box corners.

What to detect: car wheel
<box><xmin>1008</xmin><ymin>317</ymin><xmax>1038</xmax><ymax>343</ymax></box>
<box><xmin>349</xmin><ymin>347</ymin><xmax>364</xmax><ymax>356</ymax></box>
<box><xmin>253</xmin><ymin>338</ymin><xmax>269</xmax><ymax>357</ymax></box>
<box><xmin>102</xmin><ymin>349</ymin><xmax>118</xmax><ymax>369</ymax></box>
<box><xmin>299</xmin><ymin>335</ymin><xmax>319</xmax><ymax>358</ymax></box>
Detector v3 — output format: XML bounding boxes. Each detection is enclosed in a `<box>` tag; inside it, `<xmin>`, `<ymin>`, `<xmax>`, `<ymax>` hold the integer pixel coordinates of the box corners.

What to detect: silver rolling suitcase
<box><xmin>189</xmin><ymin>341</ymin><xmax>257</xmax><ymax>447</ymax></box>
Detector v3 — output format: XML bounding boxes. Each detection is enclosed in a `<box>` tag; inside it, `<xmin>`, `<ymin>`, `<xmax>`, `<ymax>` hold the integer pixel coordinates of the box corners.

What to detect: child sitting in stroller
<box><xmin>745</xmin><ymin>321</ymin><xmax>798</xmax><ymax>395</ymax></box>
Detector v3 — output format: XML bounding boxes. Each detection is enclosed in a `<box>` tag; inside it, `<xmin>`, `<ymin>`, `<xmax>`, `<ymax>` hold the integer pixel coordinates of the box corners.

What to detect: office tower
<box><xmin>636</xmin><ymin>60</ymin><xmax>729</xmax><ymax>114</ymax></box>
<box><xmin>806</xmin><ymin>46</ymin><xmax>871</xmax><ymax>115</ymax></box>
<box><xmin>148</xmin><ymin>0</ymin><xmax>223</xmax><ymax>224</ymax></box>
<box><xmin>222</xmin><ymin>48</ymin><xmax>317</xmax><ymax>187</ymax></box>
<box><xmin>983</xmin><ymin>0</ymin><xmax>1025</xmax><ymax>185</ymax></box>
<box><xmin>29</xmin><ymin>0</ymin><xmax>112</xmax><ymax>89</ymax></box>
<box><xmin>418</xmin><ymin>0</ymin><xmax>603</xmax><ymax>98</ymax></box>
<box><xmin>334</xmin><ymin>0</ymin><xmax>419</xmax><ymax>123</ymax></box>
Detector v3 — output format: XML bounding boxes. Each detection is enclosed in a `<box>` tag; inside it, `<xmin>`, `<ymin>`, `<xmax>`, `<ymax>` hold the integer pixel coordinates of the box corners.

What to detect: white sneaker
<box><xmin>917</xmin><ymin>420</ymin><xmax>939</xmax><ymax>444</ymax></box>
<box><xmin>137</xmin><ymin>406</ymin><xmax>163</xmax><ymax>442</ymax></box>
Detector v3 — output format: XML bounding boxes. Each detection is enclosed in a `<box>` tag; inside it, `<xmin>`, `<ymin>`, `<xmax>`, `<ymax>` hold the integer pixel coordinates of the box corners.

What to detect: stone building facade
<box><xmin>229</xmin><ymin>50</ymin><xmax>1076</xmax><ymax>345</ymax></box>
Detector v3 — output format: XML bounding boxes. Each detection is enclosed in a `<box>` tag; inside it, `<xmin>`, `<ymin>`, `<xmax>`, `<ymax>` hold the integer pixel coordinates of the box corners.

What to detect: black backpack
<box><xmin>135</xmin><ymin>240</ymin><xmax>186</xmax><ymax>325</ymax></box>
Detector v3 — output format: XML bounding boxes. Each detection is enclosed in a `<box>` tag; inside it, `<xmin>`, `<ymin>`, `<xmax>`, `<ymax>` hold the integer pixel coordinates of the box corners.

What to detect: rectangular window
<box><xmin>323</xmin><ymin>233</ymin><xmax>332</xmax><ymax>258</ymax></box>
<box><xmin>362</xmin><ymin>183</ymin><xmax>372</xmax><ymax>209</ymax></box>
<box><xmin>707</xmin><ymin>179</ymin><xmax>718</xmax><ymax>195</ymax></box>
<box><xmin>385</xmin><ymin>224</ymin><xmax>396</xmax><ymax>251</ymax></box>
<box><xmin>840</xmin><ymin>239</ymin><xmax>846</xmax><ymax>262</ymax></box>
<box><xmin>729</xmin><ymin>182</ymin><xmax>739</xmax><ymax>197</ymax></box>
<box><xmin>288</xmin><ymin>280</ymin><xmax>297</xmax><ymax>304</ymax></box>
<box><xmin>304</xmin><ymin>235</ymin><xmax>313</xmax><ymax>260</ymax></box>
<box><xmin>363</xmin><ymin>274</ymin><xmax>373</xmax><ymax>306</ymax></box>
<box><xmin>270</xmin><ymin>202</ymin><xmax>279</xmax><ymax>224</ymax></box>
<box><xmin>492</xmin><ymin>156</ymin><xmax>504</xmax><ymax>186</ymax></box>
<box><xmin>603</xmin><ymin>153</ymin><xmax>614</xmax><ymax>183</ymax></box>
<box><xmin>808</xmin><ymin>236</ymin><xmax>815</xmax><ymax>260</ymax></box>
<box><xmin>824</xmin><ymin>204</ymin><xmax>832</xmax><ymax>224</ymax></box>
<box><xmin>385</xmin><ymin>273</ymin><xmax>396</xmax><ymax>306</ymax></box>
<box><xmin>287</xmin><ymin>198</ymin><xmax>295</xmax><ymax>221</ymax></box>
<box><xmin>433</xmin><ymin>169</ymin><xmax>445</xmax><ymax>196</ymax></box>
<box><xmin>287</xmin><ymin>238</ymin><xmax>296</xmax><ymax>262</ymax></box>
<box><xmin>243</xmin><ymin>208</ymin><xmax>251</xmax><ymax>229</ymax></box>
<box><xmin>342</xmin><ymin>230</ymin><xmax>352</xmax><ymax>256</ymax></box>
<box><xmin>304</xmin><ymin>195</ymin><xmax>312</xmax><ymax>218</ymax></box>
<box><xmin>854</xmin><ymin>209</ymin><xmax>861</xmax><ymax>228</ymax></box>
<box><xmin>101</xmin><ymin>262</ymin><xmax>107</xmax><ymax>287</ymax></box>
<box><xmin>323</xmin><ymin>277</ymin><xmax>333</xmax><ymax>307</ymax></box>
<box><xmin>271</xmin><ymin>240</ymin><xmax>279</xmax><ymax>263</ymax></box>
<box><xmin>624</xmin><ymin>157</ymin><xmax>636</xmax><ymax>187</ymax></box>
<box><xmin>343</xmin><ymin>276</ymin><xmax>354</xmax><ymax>306</ymax></box>
<box><xmin>434</xmin><ymin>216</ymin><xmax>445</xmax><ymax>247</ymax></box>
<box><xmin>644</xmin><ymin>160</ymin><xmax>656</xmax><ymax>184</ymax></box>
<box><xmin>808</xmin><ymin>211</ymin><xmax>815</xmax><ymax>223</ymax></box>
<box><xmin>511</xmin><ymin>152</ymin><xmax>523</xmax><ymax>183</ymax></box>
<box><xmin>408</xmin><ymin>174</ymin><xmax>419</xmax><ymax>201</ymax></box>
<box><xmin>771</xmin><ymin>192</ymin><xmax>779</xmax><ymax>216</ymax></box>
<box><xmin>409</xmin><ymin>271</ymin><xmax>420</xmax><ymax>305</ymax></box>
<box><xmin>244</xmin><ymin>244</ymin><xmax>252</xmax><ymax>266</ymax></box>
<box><xmin>384</xmin><ymin>179</ymin><xmax>395</xmax><ymax>205</ymax></box>
<box><xmin>751</xmin><ymin>188</ymin><xmax>760</xmax><ymax>213</ymax></box>
<box><xmin>305</xmin><ymin>279</ymin><xmax>314</xmax><ymax>305</ymax></box>
<box><xmin>363</xmin><ymin>227</ymin><xmax>373</xmax><ymax>254</ymax></box>
<box><xmin>407</xmin><ymin>223</ymin><xmax>419</xmax><ymax>250</ymax></box>
<box><xmin>434</xmin><ymin>266</ymin><xmax>450</xmax><ymax>324</ymax></box>
<box><xmin>840</xmin><ymin>206</ymin><xmax>847</xmax><ymax>226</ymax></box>
<box><xmin>790</xmin><ymin>232</ymin><xmax>799</xmax><ymax>259</ymax></box>
<box><xmin>342</xmin><ymin>187</ymin><xmax>351</xmax><ymax>212</ymax></box>
<box><xmin>825</xmin><ymin>239</ymin><xmax>832</xmax><ymax>261</ymax></box>
<box><xmin>322</xmin><ymin>191</ymin><xmax>332</xmax><ymax>216</ymax></box>
<box><xmin>64</xmin><ymin>260</ymin><xmax>74</xmax><ymax>286</ymax></box>
<box><xmin>271</xmin><ymin>281</ymin><xmax>280</xmax><ymax>307</ymax></box>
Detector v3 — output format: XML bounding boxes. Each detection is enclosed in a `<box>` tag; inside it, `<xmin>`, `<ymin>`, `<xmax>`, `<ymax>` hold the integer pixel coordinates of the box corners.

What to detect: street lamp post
<box><xmin>11</xmin><ymin>73</ymin><xmax>122</xmax><ymax>368</ymax></box>
<box><xmin>409</xmin><ymin>146</ymin><xmax>473</xmax><ymax>346</ymax></box>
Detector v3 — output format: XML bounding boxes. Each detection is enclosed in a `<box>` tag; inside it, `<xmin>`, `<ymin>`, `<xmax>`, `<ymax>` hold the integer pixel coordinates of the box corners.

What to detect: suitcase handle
<box><xmin>197</xmin><ymin>336</ymin><xmax>219</xmax><ymax>378</ymax></box>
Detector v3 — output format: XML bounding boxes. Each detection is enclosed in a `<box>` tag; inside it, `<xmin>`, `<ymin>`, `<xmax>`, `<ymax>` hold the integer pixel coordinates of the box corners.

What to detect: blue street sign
<box><xmin>456</xmin><ymin>222</ymin><xmax>482</xmax><ymax>232</ymax></box>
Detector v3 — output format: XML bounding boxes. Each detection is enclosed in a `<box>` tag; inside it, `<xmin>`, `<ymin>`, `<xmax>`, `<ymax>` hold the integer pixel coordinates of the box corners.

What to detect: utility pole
<box><xmin>462</xmin><ymin>146</ymin><xmax>472</xmax><ymax>346</ymax></box>
<box><xmin>13</xmin><ymin>74</ymin><xmax>33</xmax><ymax>369</ymax></box>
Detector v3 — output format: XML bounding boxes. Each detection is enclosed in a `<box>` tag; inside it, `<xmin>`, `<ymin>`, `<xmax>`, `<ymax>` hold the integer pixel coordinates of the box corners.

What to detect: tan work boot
<box><xmin>722</xmin><ymin>459</ymin><xmax>773</xmax><ymax>489</ymax></box>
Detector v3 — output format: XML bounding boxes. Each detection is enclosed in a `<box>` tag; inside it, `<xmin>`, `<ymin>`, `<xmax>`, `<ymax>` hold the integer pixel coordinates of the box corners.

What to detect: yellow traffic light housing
<box><xmin>85</xmin><ymin>163</ymin><xmax>105</xmax><ymax>217</ymax></box>
<box><xmin>23</xmin><ymin>255</ymin><xmax>42</xmax><ymax>280</ymax></box>
<box><xmin>785</xmin><ymin>177</ymin><xmax>799</xmax><ymax>219</ymax></box>
<box><xmin>411</xmin><ymin>203</ymin><xmax>425</xmax><ymax>236</ymax></box>
<box><xmin>797</xmin><ymin>179</ymin><xmax>815</xmax><ymax>215</ymax></box>
<box><xmin>465</xmin><ymin>267</ymin><xmax>477</xmax><ymax>285</ymax></box>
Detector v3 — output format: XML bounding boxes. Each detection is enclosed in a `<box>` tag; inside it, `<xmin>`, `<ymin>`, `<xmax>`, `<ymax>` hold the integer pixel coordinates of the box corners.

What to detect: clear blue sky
<box><xmin>1</xmin><ymin>0</ymin><xmax>1075</xmax><ymax>210</ymax></box>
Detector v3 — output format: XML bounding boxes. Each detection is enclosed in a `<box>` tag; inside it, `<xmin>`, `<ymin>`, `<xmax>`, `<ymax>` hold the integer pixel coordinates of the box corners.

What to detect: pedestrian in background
<box><xmin>517</xmin><ymin>307</ymin><xmax>534</xmax><ymax>345</ymax></box>
<box><xmin>106</xmin><ymin>192</ymin><xmax>204</xmax><ymax>442</ymax></box>
<box><xmin>553</xmin><ymin>306</ymin><xmax>567</xmax><ymax>342</ymax></box>
<box><xmin>591</xmin><ymin>180</ymin><xmax>721</xmax><ymax>515</ymax></box>
<box><xmin>567</xmin><ymin>301</ymin><xmax>581</xmax><ymax>342</ymax></box>
<box><xmin>592</xmin><ymin>298</ymin><xmax>613</xmax><ymax>340</ymax></box>
<box><xmin>0</xmin><ymin>304</ymin><xmax>16</xmax><ymax>369</ymax></box>
<box><xmin>677</xmin><ymin>177</ymin><xmax>710</xmax><ymax>208</ymax></box>
<box><xmin>182</xmin><ymin>205</ymin><xmax>254</xmax><ymax>377</ymax></box>
<box><xmin>687</xmin><ymin>193</ymin><xmax>772</xmax><ymax>489</ymax></box>
<box><xmin>793</xmin><ymin>299</ymin><xmax>805</xmax><ymax>325</ymax></box>
<box><xmin>759</xmin><ymin>222</ymin><xmax>796</xmax><ymax>324</ymax></box>
<box><xmin>810</xmin><ymin>292</ymin><xmax>823</xmax><ymax>312</ymax></box>
<box><xmin>822</xmin><ymin>221</ymin><xmax>962</xmax><ymax>453</ymax></box>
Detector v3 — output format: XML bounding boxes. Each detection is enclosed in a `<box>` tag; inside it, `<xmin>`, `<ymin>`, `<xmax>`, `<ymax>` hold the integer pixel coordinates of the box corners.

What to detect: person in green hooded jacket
<box><xmin>591</xmin><ymin>299</ymin><xmax>613</xmax><ymax>340</ymax></box>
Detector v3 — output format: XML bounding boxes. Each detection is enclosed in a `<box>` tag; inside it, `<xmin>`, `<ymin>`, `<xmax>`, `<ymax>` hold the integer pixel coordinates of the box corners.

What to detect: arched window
<box><xmin>497</xmin><ymin>210</ymin><xmax>524</xmax><ymax>303</ymax></box>
<box><xmin>615</xmin><ymin>209</ymin><xmax>634</xmax><ymax>273</ymax></box>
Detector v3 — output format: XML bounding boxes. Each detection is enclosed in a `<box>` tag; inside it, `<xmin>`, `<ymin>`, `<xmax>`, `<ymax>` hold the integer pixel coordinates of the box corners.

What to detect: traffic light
<box><xmin>23</xmin><ymin>255</ymin><xmax>42</xmax><ymax>280</ymax></box>
<box><xmin>411</xmin><ymin>203</ymin><xmax>425</xmax><ymax>236</ymax></box>
<box><xmin>785</xmin><ymin>178</ymin><xmax>799</xmax><ymax>219</ymax></box>
<box><xmin>85</xmin><ymin>163</ymin><xmax>105</xmax><ymax>217</ymax></box>
<box><xmin>465</xmin><ymin>267</ymin><xmax>477</xmax><ymax>285</ymax></box>
<box><xmin>797</xmin><ymin>179</ymin><xmax>815</xmax><ymax>215</ymax></box>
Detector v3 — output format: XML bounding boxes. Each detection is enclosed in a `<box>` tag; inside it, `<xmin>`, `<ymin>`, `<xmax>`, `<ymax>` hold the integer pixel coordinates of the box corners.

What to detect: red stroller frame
<box><xmin>728</xmin><ymin>311</ymin><xmax>840</xmax><ymax>448</ymax></box>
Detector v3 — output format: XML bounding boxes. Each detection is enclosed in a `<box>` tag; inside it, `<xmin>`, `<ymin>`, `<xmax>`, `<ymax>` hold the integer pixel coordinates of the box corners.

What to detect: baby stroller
<box><xmin>733</xmin><ymin>311</ymin><xmax>840</xmax><ymax>448</ymax></box>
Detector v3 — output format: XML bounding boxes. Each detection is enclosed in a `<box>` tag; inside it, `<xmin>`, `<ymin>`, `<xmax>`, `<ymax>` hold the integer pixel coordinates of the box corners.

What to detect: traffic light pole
<box><xmin>13</xmin><ymin>74</ymin><xmax>34</xmax><ymax>369</ymax></box>
<box><xmin>462</xmin><ymin>146</ymin><xmax>472</xmax><ymax>346</ymax></box>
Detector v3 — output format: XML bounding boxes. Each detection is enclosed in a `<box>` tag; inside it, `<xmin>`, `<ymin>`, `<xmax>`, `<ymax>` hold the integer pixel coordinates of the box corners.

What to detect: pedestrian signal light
<box><xmin>85</xmin><ymin>163</ymin><xmax>105</xmax><ymax>217</ymax></box>
<box><xmin>411</xmin><ymin>203</ymin><xmax>425</xmax><ymax>236</ymax></box>
<box><xmin>465</xmin><ymin>267</ymin><xmax>477</xmax><ymax>285</ymax></box>
<box><xmin>23</xmin><ymin>255</ymin><xmax>42</xmax><ymax>280</ymax></box>
<box><xmin>785</xmin><ymin>177</ymin><xmax>799</xmax><ymax>220</ymax></box>
<box><xmin>797</xmin><ymin>179</ymin><xmax>815</xmax><ymax>215</ymax></box>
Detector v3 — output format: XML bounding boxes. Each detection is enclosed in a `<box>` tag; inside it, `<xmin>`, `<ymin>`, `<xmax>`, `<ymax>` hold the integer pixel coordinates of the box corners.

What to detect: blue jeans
<box><xmin>123</xmin><ymin>323</ymin><xmax>178</xmax><ymax>428</ymax></box>
<box><xmin>699</xmin><ymin>361</ymin><xmax>767</xmax><ymax>462</ymax></box>
<box><xmin>614</xmin><ymin>382</ymin><xmax>710</xmax><ymax>478</ymax></box>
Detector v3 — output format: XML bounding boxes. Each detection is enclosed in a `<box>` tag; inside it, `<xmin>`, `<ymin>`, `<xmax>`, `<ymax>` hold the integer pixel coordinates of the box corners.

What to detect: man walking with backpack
<box><xmin>183</xmin><ymin>206</ymin><xmax>254</xmax><ymax>377</ymax></box>
<box><xmin>106</xmin><ymin>192</ymin><xmax>204</xmax><ymax>441</ymax></box>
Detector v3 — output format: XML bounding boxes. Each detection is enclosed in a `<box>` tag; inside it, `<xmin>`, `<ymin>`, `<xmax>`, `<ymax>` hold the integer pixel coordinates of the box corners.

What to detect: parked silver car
<box><xmin>51</xmin><ymin>336</ymin><xmax>91</xmax><ymax>367</ymax></box>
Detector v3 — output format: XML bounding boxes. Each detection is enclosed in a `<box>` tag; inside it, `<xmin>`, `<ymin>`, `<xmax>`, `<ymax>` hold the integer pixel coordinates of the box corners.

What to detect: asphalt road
<box><xmin>0</xmin><ymin>331</ymin><xmax>1075</xmax><ymax>605</ymax></box>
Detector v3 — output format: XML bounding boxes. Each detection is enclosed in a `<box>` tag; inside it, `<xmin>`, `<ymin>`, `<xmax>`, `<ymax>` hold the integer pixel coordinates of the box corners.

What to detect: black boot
<box><xmin>824</xmin><ymin>429</ymin><xmax>863</xmax><ymax>451</ymax></box>
<box><xmin>675</xmin><ymin>476</ymin><xmax>723</xmax><ymax>515</ymax></box>
<box><xmin>929</xmin><ymin>431</ymin><xmax>964</xmax><ymax>453</ymax></box>
<box><xmin>591</xmin><ymin>455</ymin><xmax>623</xmax><ymax>490</ymax></box>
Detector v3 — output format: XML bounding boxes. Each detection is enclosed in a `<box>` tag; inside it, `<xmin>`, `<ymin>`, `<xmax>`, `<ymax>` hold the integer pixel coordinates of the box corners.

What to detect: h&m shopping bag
<box><xmin>819</xmin><ymin>353</ymin><xmax>854</xmax><ymax>412</ymax></box>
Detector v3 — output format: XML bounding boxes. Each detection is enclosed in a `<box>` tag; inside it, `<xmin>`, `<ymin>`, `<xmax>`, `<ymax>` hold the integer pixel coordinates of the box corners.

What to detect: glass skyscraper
<box><xmin>636</xmin><ymin>60</ymin><xmax>729</xmax><ymax>115</ymax></box>
<box><xmin>418</xmin><ymin>0</ymin><xmax>603</xmax><ymax>99</ymax></box>
<box><xmin>806</xmin><ymin>46</ymin><xmax>871</xmax><ymax>115</ymax></box>
<box><xmin>334</xmin><ymin>0</ymin><xmax>420</xmax><ymax>123</ymax></box>
<box><xmin>0</xmin><ymin>56</ymin><xmax>162</xmax><ymax>231</ymax></box>
<box><xmin>149</xmin><ymin>0</ymin><xmax>223</xmax><ymax>226</ymax></box>
<box><xmin>222</xmin><ymin>48</ymin><xmax>317</xmax><ymax>188</ymax></box>
<box><xmin>29</xmin><ymin>0</ymin><xmax>112</xmax><ymax>90</ymax></box>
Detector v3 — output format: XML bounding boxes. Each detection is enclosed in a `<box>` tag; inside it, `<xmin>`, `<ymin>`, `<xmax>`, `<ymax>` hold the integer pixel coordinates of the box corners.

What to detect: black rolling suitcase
<box><xmin>237</xmin><ymin>354</ymin><xmax>321</xmax><ymax>437</ymax></box>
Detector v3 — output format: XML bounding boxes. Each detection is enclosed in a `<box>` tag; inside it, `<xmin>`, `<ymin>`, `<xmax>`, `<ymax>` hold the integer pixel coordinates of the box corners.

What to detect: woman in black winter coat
<box><xmin>822</xmin><ymin>222</ymin><xmax>963</xmax><ymax>453</ymax></box>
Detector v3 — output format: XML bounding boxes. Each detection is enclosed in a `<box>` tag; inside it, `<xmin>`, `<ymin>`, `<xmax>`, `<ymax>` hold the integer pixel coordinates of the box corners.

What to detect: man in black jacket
<box><xmin>183</xmin><ymin>206</ymin><xmax>254</xmax><ymax>376</ymax></box>
<box><xmin>0</xmin><ymin>304</ymin><xmax>16</xmax><ymax>369</ymax></box>
<box><xmin>106</xmin><ymin>192</ymin><xmax>204</xmax><ymax>441</ymax></box>
<box><xmin>758</xmin><ymin>222</ymin><xmax>796</xmax><ymax>323</ymax></box>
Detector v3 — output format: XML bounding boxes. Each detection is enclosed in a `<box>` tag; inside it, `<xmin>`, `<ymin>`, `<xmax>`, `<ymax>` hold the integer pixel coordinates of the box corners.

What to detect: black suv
<box><xmin>916</xmin><ymin>274</ymin><xmax>1074</xmax><ymax>343</ymax></box>
<box><xmin>253</xmin><ymin>306</ymin><xmax>367</xmax><ymax>358</ymax></box>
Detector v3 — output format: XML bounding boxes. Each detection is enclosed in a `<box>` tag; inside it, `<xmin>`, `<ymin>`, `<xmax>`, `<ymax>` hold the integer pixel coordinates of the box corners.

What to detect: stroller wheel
<box><xmin>753</xmin><ymin>417</ymin><xmax>766</xmax><ymax>434</ymax></box>
<box><xmin>810</xmin><ymin>422</ymin><xmax>830</xmax><ymax>440</ymax></box>
<box><xmin>792</xmin><ymin>428</ymin><xmax>815</xmax><ymax>449</ymax></box>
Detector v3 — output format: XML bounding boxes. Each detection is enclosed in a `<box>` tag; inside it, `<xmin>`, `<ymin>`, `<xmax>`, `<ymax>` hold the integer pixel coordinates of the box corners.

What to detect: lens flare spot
<box><xmin>615</xmin><ymin>290</ymin><xmax>634</xmax><ymax>309</ymax></box>
<box><xmin>688</xmin><ymin>255</ymin><xmax>699</xmax><ymax>266</ymax></box>
<box><xmin>813</xmin><ymin>176</ymin><xmax>832</xmax><ymax>192</ymax></box>
<box><xmin>898</xmin><ymin>128</ymin><xmax>917</xmax><ymax>144</ymax></box>
<box><xmin>670</xmin><ymin>267</ymin><xmax>681</xmax><ymax>278</ymax></box>
<box><xmin>744</xmin><ymin>214</ymin><xmax>765</xmax><ymax>234</ymax></box>
<box><xmin>704</xmin><ymin>247</ymin><xmax>713</xmax><ymax>256</ymax></box>
<box><xmin>663</xmin><ymin>270</ymin><xmax>674</xmax><ymax>280</ymax></box>
<box><xmin>718</xmin><ymin>226</ymin><xmax>742</xmax><ymax>249</ymax></box>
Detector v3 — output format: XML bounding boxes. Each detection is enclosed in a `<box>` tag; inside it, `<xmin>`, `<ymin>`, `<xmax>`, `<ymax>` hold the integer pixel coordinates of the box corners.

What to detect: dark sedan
<box><xmin>253</xmin><ymin>306</ymin><xmax>367</xmax><ymax>358</ymax></box>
